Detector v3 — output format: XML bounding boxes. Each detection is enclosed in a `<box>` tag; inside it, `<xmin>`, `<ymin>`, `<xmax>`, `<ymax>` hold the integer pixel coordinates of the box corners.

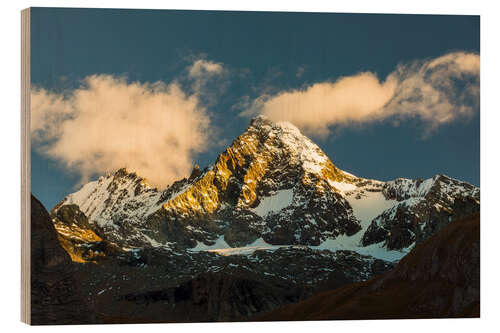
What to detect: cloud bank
<box><xmin>242</xmin><ymin>52</ymin><xmax>479</xmax><ymax>138</ymax></box>
<box><xmin>31</xmin><ymin>74</ymin><xmax>214</xmax><ymax>188</ymax></box>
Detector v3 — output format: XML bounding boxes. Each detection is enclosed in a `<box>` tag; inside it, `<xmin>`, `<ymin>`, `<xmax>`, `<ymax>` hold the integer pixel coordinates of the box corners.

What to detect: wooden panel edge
<box><xmin>20</xmin><ymin>7</ymin><xmax>31</xmax><ymax>325</ymax></box>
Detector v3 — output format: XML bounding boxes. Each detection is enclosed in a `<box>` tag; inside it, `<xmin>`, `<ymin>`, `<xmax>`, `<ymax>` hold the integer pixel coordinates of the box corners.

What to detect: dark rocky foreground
<box><xmin>30</xmin><ymin>194</ymin><xmax>479</xmax><ymax>324</ymax></box>
<box><xmin>256</xmin><ymin>213</ymin><xmax>480</xmax><ymax>321</ymax></box>
<box><xmin>74</xmin><ymin>246</ymin><xmax>393</xmax><ymax>323</ymax></box>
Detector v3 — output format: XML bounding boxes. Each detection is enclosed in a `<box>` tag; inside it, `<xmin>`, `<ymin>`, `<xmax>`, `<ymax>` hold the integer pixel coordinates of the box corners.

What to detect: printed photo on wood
<box><xmin>21</xmin><ymin>7</ymin><xmax>480</xmax><ymax>325</ymax></box>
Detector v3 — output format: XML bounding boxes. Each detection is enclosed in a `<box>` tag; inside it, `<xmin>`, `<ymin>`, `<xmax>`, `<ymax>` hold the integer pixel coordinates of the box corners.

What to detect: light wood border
<box><xmin>21</xmin><ymin>7</ymin><xmax>31</xmax><ymax>325</ymax></box>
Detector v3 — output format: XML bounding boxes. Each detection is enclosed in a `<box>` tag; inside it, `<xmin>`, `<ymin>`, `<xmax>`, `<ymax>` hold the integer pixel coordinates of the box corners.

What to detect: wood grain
<box><xmin>21</xmin><ymin>7</ymin><xmax>31</xmax><ymax>325</ymax></box>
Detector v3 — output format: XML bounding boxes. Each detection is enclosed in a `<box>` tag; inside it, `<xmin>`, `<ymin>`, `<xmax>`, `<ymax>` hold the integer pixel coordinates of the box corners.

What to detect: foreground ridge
<box><xmin>257</xmin><ymin>214</ymin><xmax>480</xmax><ymax>320</ymax></box>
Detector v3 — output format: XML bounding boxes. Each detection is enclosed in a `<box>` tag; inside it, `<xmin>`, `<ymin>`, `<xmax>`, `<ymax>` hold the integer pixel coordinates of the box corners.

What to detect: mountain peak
<box><xmin>113</xmin><ymin>167</ymin><xmax>133</xmax><ymax>178</ymax></box>
<box><xmin>249</xmin><ymin>114</ymin><xmax>272</xmax><ymax>126</ymax></box>
<box><xmin>106</xmin><ymin>167</ymin><xmax>155</xmax><ymax>188</ymax></box>
<box><xmin>158</xmin><ymin>115</ymin><xmax>356</xmax><ymax>224</ymax></box>
<box><xmin>242</xmin><ymin>116</ymin><xmax>347</xmax><ymax>182</ymax></box>
<box><xmin>249</xmin><ymin>115</ymin><xmax>302</xmax><ymax>136</ymax></box>
<box><xmin>250</xmin><ymin>114</ymin><xmax>293</xmax><ymax>129</ymax></box>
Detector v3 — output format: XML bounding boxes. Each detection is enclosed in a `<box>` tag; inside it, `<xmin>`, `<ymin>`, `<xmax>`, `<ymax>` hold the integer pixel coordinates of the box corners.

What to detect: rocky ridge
<box><xmin>51</xmin><ymin>116</ymin><xmax>480</xmax><ymax>261</ymax></box>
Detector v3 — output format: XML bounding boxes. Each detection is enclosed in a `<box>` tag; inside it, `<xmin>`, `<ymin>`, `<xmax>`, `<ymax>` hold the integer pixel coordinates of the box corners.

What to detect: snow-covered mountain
<box><xmin>51</xmin><ymin>116</ymin><xmax>480</xmax><ymax>261</ymax></box>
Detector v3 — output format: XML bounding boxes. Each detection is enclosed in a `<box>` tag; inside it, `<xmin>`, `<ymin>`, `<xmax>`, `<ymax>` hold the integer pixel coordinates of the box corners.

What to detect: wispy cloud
<box><xmin>31</xmin><ymin>58</ymin><xmax>228</xmax><ymax>188</ymax></box>
<box><xmin>188</xmin><ymin>59</ymin><xmax>224</xmax><ymax>78</ymax></box>
<box><xmin>241</xmin><ymin>51</ymin><xmax>479</xmax><ymax>138</ymax></box>
<box><xmin>186</xmin><ymin>58</ymin><xmax>229</xmax><ymax>105</ymax></box>
<box><xmin>296</xmin><ymin>65</ymin><xmax>306</xmax><ymax>79</ymax></box>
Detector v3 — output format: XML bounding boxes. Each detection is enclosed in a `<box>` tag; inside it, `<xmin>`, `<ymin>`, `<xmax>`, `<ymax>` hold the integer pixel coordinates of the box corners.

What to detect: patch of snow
<box><xmin>250</xmin><ymin>189</ymin><xmax>294</xmax><ymax>217</ymax></box>
<box><xmin>191</xmin><ymin>237</ymin><xmax>285</xmax><ymax>256</ymax></box>
<box><xmin>312</xmin><ymin>237</ymin><xmax>411</xmax><ymax>262</ymax></box>
<box><xmin>347</xmin><ymin>190</ymin><xmax>397</xmax><ymax>227</ymax></box>
<box><xmin>142</xmin><ymin>234</ymin><xmax>168</xmax><ymax>248</ymax></box>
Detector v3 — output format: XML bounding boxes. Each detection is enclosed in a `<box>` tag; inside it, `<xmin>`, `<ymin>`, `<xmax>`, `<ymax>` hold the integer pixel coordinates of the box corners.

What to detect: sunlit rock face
<box><xmin>146</xmin><ymin>115</ymin><xmax>363</xmax><ymax>247</ymax></box>
<box><xmin>51</xmin><ymin>204</ymin><xmax>121</xmax><ymax>263</ymax></box>
<box><xmin>51</xmin><ymin>116</ymin><xmax>479</xmax><ymax>256</ymax></box>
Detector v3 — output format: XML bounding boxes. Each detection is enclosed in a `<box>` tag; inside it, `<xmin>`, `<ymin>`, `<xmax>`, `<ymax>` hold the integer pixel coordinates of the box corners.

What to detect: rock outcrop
<box><xmin>30</xmin><ymin>195</ymin><xmax>93</xmax><ymax>325</ymax></box>
<box><xmin>362</xmin><ymin>175</ymin><xmax>480</xmax><ymax>250</ymax></box>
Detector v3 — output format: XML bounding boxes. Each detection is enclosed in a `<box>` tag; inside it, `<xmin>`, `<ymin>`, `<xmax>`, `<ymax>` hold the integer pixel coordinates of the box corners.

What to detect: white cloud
<box><xmin>31</xmin><ymin>74</ymin><xmax>212</xmax><ymax>188</ymax></box>
<box><xmin>243</xmin><ymin>51</ymin><xmax>479</xmax><ymax>138</ymax></box>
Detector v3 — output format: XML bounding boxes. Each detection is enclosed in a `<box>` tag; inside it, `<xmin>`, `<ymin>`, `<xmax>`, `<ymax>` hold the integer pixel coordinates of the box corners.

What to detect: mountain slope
<box><xmin>256</xmin><ymin>214</ymin><xmax>480</xmax><ymax>320</ymax></box>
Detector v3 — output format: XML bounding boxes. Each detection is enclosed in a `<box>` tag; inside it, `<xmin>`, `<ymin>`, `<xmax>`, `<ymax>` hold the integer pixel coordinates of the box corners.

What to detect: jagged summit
<box><xmin>234</xmin><ymin>114</ymin><xmax>354</xmax><ymax>182</ymax></box>
<box><xmin>247</xmin><ymin>114</ymin><xmax>301</xmax><ymax>133</ymax></box>
<box><xmin>249</xmin><ymin>114</ymin><xmax>272</xmax><ymax>126</ymax></box>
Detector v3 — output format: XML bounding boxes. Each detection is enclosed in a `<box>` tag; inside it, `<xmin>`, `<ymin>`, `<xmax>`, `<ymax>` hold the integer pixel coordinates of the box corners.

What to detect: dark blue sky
<box><xmin>30</xmin><ymin>8</ymin><xmax>480</xmax><ymax>209</ymax></box>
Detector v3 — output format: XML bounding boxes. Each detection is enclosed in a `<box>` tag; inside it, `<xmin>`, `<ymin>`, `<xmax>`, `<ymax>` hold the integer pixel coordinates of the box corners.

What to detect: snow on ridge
<box><xmin>65</xmin><ymin>176</ymin><xmax>115</xmax><ymax>219</ymax></box>
<box><xmin>384</xmin><ymin>174</ymin><xmax>479</xmax><ymax>201</ymax></box>
<box><xmin>250</xmin><ymin>115</ymin><xmax>330</xmax><ymax>176</ymax></box>
<box><xmin>327</xmin><ymin>180</ymin><xmax>357</xmax><ymax>193</ymax></box>
<box><xmin>278</xmin><ymin>125</ymin><xmax>328</xmax><ymax>174</ymax></box>
<box><xmin>66</xmin><ymin>180</ymin><xmax>100</xmax><ymax>208</ymax></box>
<box><xmin>62</xmin><ymin>170</ymin><xmax>163</xmax><ymax>229</ymax></box>
<box><xmin>384</xmin><ymin>177</ymin><xmax>435</xmax><ymax>198</ymax></box>
<box><xmin>341</xmin><ymin>170</ymin><xmax>357</xmax><ymax>178</ymax></box>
